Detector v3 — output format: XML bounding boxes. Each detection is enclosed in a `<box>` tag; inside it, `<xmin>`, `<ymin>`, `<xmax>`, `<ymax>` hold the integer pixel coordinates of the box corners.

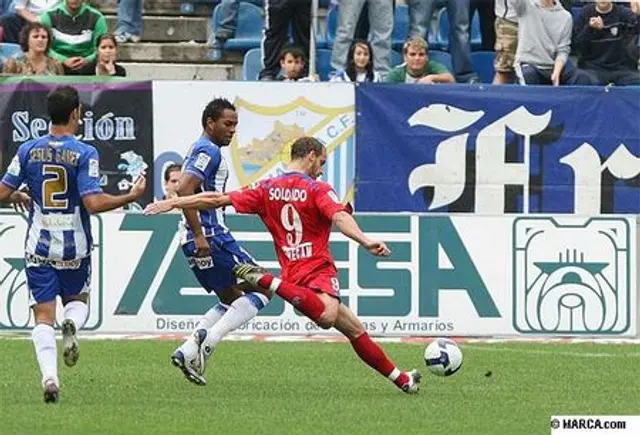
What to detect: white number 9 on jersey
<box><xmin>280</xmin><ymin>203</ymin><xmax>303</xmax><ymax>246</ymax></box>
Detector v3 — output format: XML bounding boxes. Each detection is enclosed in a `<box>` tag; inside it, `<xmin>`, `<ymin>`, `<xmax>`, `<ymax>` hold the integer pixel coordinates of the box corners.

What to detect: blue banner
<box><xmin>355</xmin><ymin>84</ymin><xmax>640</xmax><ymax>214</ymax></box>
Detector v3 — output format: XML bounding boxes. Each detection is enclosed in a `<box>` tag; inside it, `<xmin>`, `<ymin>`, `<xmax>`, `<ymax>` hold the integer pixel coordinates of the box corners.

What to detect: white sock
<box><xmin>32</xmin><ymin>323</ymin><xmax>58</xmax><ymax>387</ymax></box>
<box><xmin>196</xmin><ymin>303</ymin><xmax>230</xmax><ymax>330</ymax></box>
<box><xmin>64</xmin><ymin>300</ymin><xmax>88</xmax><ymax>330</ymax></box>
<box><xmin>180</xmin><ymin>303</ymin><xmax>230</xmax><ymax>357</ymax></box>
<box><xmin>202</xmin><ymin>293</ymin><xmax>269</xmax><ymax>353</ymax></box>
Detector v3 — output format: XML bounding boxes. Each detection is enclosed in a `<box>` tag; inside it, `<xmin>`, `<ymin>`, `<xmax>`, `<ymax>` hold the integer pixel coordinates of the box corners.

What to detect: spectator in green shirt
<box><xmin>386</xmin><ymin>36</ymin><xmax>455</xmax><ymax>84</ymax></box>
<box><xmin>39</xmin><ymin>0</ymin><xmax>107</xmax><ymax>74</ymax></box>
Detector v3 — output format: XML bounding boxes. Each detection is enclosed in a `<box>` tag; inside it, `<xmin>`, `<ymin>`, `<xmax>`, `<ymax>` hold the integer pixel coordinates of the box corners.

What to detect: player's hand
<box><xmin>364</xmin><ymin>240</ymin><xmax>391</xmax><ymax>257</ymax></box>
<box><xmin>143</xmin><ymin>199</ymin><xmax>174</xmax><ymax>215</ymax></box>
<box><xmin>194</xmin><ymin>234</ymin><xmax>210</xmax><ymax>257</ymax></box>
<box><xmin>130</xmin><ymin>174</ymin><xmax>147</xmax><ymax>199</ymax></box>
<box><xmin>9</xmin><ymin>191</ymin><xmax>30</xmax><ymax>213</ymax></box>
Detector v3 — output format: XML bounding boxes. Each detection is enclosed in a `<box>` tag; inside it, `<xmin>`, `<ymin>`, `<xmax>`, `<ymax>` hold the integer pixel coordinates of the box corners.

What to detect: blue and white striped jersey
<box><xmin>1</xmin><ymin>134</ymin><xmax>102</xmax><ymax>261</ymax></box>
<box><xmin>180</xmin><ymin>135</ymin><xmax>232</xmax><ymax>244</ymax></box>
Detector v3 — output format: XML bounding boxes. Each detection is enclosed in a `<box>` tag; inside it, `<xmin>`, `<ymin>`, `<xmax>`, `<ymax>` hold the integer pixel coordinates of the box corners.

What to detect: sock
<box><xmin>258</xmin><ymin>273</ymin><xmax>325</xmax><ymax>322</ymax></box>
<box><xmin>63</xmin><ymin>300</ymin><xmax>88</xmax><ymax>330</ymax></box>
<box><xmin>201</xmin><ymin>293</ymin><xmax>269</xmax><ymax>354</ymax></box>
<box><xmin>350</xmin><ymin>333</ymin><xmax>409</xmax><ymax>387</ymax></box>
<box><xmin>180</xmin><ymin>302</ymin><xmax>230</xmax><ymax>356</ymax></box>
<box><xmin>196</xmin><ymin>303</ymin><xmax>230</xmax><ymax>330</ymax></box>
<box><xmin>32</xmin><ymin>323</ymin><xmax>58</xmax><ymax>387</ymax></box>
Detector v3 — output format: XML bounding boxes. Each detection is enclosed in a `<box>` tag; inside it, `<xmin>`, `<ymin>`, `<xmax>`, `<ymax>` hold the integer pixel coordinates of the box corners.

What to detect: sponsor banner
<box><xmin>1</xmin><ymin>211</ymin><xmax>635</xmax><ymax>337</ymax></box>
<box><xmin>0</xmin><ymin>78</ymin><xmax>154</xmax><ymax>209</ymax></box>
<box><xmin>355</xmin><ymin>84</ymin><xmax>640</xmax><ymax>214</ymax></box>
<box><xmin>152</xmin><ymin>81</ymin><xmax>355</xmax><ymax>204</ymax></box>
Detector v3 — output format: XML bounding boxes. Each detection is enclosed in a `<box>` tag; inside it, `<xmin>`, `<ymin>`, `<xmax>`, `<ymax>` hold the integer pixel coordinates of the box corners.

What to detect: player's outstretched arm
<box><xmin>83</xmin><ymin>175</ymin><xmax>146</xmax><ymax>214</ymax></box>
<box><xmin>0</xmin><ymin>182</ymin><xmax>30</xmax><ymax>212</ymax></box>
<box><xmin>143</xmin><ymin>191</ymin><xmax>232</xmax><ymax>215</ymax></box>
<box><xmin>332</xmin><ymin>211</ymin><xmax>391</xmax><ymax>257</ymax></box>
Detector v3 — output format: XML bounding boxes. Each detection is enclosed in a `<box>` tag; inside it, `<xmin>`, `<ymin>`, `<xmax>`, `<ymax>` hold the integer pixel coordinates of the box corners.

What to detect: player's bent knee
<box><xmin>32</xmin><ymin>301</ymin><xmax>56</xmax><ymax>325</ymax></box>
<box><xmin>62</xmin><ymin>293</ymin><xmax>88</xmax><ymax>305</ymax></box>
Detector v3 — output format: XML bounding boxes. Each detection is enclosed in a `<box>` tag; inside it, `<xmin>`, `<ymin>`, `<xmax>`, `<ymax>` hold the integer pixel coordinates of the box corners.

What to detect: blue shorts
<box><xmin>25</xmin><ymin>256</ymin><xmax>91</xmax><ymax>306</ymax></box>
<box><xmin>182</xmin><ymin>237</ymin><xmax>256</xmax><ymax>295</ymax></box>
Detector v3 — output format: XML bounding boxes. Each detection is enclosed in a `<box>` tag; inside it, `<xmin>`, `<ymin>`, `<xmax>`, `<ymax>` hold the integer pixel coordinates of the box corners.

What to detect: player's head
<box><xmin>163</xmin><ymin>163</ymin><xmax>182</xmax><ymax>198</ymax></box>
<box><xmin>47</xmin><ymin>86</ymin><xmax>81</xmax><ymax>127</ymax></box>
<box><xmin>201</xmin><ymin>98</ymin><xmax>238</xmax><ymax>147</ymax></box>
<box><xmin>290</xmin><ymin>136</ymin><xmax>326</xmax><ymax>179</ymax></box>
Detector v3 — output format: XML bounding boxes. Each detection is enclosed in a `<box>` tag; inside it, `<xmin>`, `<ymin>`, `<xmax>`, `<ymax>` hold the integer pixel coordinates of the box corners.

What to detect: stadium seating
<box><xmin>471</xmin><ymin>51</ymin><xmax>496</xmax><ymax>83</ymax></box>
<box><xmin>391</xmin><ymin>50</ymin><xmax>404</xmax><ymax>68</ymax></box>
<box><xmin>392</xmin><ymin>5</ymin><xmax>409</xmax><ymax>51</ymax></box>
<box><xmin>0</xmin><ymin>43</ymin><xmax>23</xmax><ymax>64</ymax></box>
<box><xmin>242</xmin><ymin>47</ymin><xmax>262</xmax><ymax>80</ymax></box>
<box><xmin>327</xmin><ymin>4</ymin><xmax>410</xmax><ymax>50</ymax></box>
<box><xmin>436</xmin><ymin>9</ymin><xmax>482</xmax><ymax>51</ymax></box>
<box><xmin>325</xmin><ymin>6</ymin><xmax>338</xmax><ymax>47</ymax></box>
<box><xmin>242</xmin><ymin>47</ymin><xmax>333</xmax><ymax>81</ymax></box>
<box><xmin>428</xmin><ymin>49</ymin><xmax>453</xmax><ymax>72</ymax></box>
<box><xmin>212</xmin><ymin>1</ymin><xmax>264</xmax><ymax>50</ymax></box>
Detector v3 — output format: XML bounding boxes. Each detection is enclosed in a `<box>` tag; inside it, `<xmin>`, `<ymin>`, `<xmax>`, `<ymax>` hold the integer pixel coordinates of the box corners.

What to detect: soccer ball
<box><xmin>424</xmin><ymin>338</ymin><xmax>463</xmax><ymax>376</ymax></box>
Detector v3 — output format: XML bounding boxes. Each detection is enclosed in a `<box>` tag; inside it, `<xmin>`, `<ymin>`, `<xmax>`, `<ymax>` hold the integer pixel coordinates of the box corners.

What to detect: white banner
<box><xmin>1</xmin><ymin>212</ymin><xmax>635</xmax><ymax>337</ymax></box>
<box><xmin>151</xmin><ymin>81</ymin><xmax>355</xmax><ymax>203</ymax></box>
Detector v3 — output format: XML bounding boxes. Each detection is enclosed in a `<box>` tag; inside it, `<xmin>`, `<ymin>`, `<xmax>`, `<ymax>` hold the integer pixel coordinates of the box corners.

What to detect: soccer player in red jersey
<box><xmin>145</xmin><ymin>136</ymin><xmax>421</xmax><ymax>394</ymax></box>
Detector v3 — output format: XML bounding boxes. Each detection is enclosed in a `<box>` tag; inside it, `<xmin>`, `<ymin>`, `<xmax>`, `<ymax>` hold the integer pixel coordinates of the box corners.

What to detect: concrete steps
<box><xmin>117</xmin><ymin>41</ymin><xmax>243</xmax><ymax>64</ymax></box>
<box><xmin>120</xmin><ymin>62</ymin><xmax>234</xmax><ymax>80</ymax></box>
<box><xmin>99</xmin><ymin>0</ymin><xmax>213</xmax><ymax>16</ymax></box>
<box><xmin>106</xmin><ymin>15</ymin><xmax>209</xmax><ymax>43</ymax></box>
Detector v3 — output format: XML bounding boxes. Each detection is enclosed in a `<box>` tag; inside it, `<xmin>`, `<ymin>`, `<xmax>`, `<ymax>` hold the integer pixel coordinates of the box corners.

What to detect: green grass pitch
<box><xmin>0</xmin><ymin>338</ymin><xmax>638</xmax><ymax>435</ymax></box>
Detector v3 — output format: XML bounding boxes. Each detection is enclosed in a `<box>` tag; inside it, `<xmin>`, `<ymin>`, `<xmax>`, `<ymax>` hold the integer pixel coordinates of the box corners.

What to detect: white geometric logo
<box><xmin>513</xmin><ymin>217</ymin><xmax>634</xmax><ymax>334</ymax></box>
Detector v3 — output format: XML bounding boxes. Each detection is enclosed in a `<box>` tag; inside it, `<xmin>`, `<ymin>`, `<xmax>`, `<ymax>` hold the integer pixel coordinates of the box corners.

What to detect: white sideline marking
<box><xmin>464</xmin><ymin>345</ymin><xmax>640</xmax><ymax>358</ymax></box>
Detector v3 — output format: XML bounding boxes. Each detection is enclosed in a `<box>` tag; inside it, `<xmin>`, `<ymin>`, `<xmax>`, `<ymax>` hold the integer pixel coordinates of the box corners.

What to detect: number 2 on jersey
<box><xmin>280</xmin><ymin>203</ymin><xmax>303</xmax><ymax>246</ymax></box>
<box><xmin>42</xmin><ymin>164</ymin><xmax>69</xmax><ymax>210</ymax></box>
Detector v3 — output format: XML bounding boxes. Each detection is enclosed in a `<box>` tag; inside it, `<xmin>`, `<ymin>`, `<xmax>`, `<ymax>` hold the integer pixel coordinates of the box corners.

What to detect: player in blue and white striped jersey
<box><xmin>0</xmin><ymin>86</ymin><xmax>146</xmax><ymax>404</ymax></box>
<box><xmin>169</xmin><ymin>98</ymin><xmax>271</xmax><ymax>385</ymax></box>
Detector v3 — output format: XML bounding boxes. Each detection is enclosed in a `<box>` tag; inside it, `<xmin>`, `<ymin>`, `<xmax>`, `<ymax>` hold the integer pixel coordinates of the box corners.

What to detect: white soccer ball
<box><xmin>424</xmin><ymin>338</ymin><xmax>463</xmax><ymax>377</ymax></box>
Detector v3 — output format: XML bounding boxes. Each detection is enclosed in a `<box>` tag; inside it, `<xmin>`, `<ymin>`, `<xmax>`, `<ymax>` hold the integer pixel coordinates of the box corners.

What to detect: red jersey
<box><xmin>229</xmin><ymin>171</ymin><xmax>350</xmax><ymax>283</ymax></box>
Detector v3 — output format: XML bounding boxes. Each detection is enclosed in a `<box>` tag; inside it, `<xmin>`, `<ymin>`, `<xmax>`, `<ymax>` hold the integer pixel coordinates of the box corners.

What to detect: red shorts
<box><xmin>296</xmin><ymin>268</ymin><xmax>340</xmax><ymax>298</ymax></box>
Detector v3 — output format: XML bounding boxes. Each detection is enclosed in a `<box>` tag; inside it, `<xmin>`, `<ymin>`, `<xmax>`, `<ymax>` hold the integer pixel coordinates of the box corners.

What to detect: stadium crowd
<box><xmin>0</xmin><ymin>0</ymin><xmax>638</xmax><ymax>84</ymax></box>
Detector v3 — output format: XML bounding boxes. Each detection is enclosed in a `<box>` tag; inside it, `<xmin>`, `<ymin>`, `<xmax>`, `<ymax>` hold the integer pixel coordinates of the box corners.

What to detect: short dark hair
<box><xmin>96</xmin><ymin>33</ymin><xmax>118</xmax><ymax>49</ymax></box>
<box><xmin>201</xmin><ymin>98</ymin><xmax>235</xmax><ymax>129</ymax></box>
<box><xmin>290</xmin><ymin>136</ymin><xmax>325</xmax><ymax>160</ymax></box>
<box><xmin>19</xmin><ymin>22</ymin><xmax>53</xmax><ymax>53</ymax></box>
<box><xmin>280</xmin><ymin>44</ymin><xmax>306</xmax><ymax>63</ymax></box>
<box><xmin>47</xmin><ymin>86</ymin><xmax>80</xmax><ymax>125</ymax></box>
<box><xmin>163</xmin><ymin>163</ymin><xmax>182</xmax><ymax>182</ymax></box>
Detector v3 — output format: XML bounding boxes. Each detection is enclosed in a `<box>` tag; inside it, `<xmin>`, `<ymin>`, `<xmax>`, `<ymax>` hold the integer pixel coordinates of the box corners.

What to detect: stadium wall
<box><xmin>0</xmin><ymin>77</ymin><xmax>638</xmax><ymax>338</ymax></box>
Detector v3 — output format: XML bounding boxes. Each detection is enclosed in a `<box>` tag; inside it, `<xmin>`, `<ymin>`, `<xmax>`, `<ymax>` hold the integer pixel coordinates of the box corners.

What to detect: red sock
<box><xmin>258</xmin><ymin>273</ymin><xmax>325</xmax><ymax>322</ymax></box>
<box><xmin>351</xmin><ymin>333</ymin><xmax>409</xmax><ymax>387</ymax></box>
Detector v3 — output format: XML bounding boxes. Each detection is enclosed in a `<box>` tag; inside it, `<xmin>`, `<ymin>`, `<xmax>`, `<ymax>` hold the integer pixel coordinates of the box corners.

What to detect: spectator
<box><xmin>209</xmin><ymin>0</ymin><xmax>262</xmax><ymax>61</ymax></box>
<box><xmin>76</xmin><ymin>34</ymin><xmax>127</xmax><ymax>77</ymax></box>
<box><xmin>0</xmin><ymin>0</ymin><xmax>60</xmax><ymax>44</ymax></box>
<box><xmin>330</xmin><ymin>39</ymin><xmax>382</xmax><ymax>82</ymax></box>
<box><xmin>330</xmin><ymin>0</ymin><xmax>393</xmax><ymax>77</ymax></box>
<box><xmin>493</xmin><ymin>0</ymin><xmax>518</xmax><ymax>84</ymax></box>
<box><xmin>163</xmin><ymin>163</ymin><xmax>181</xmax><ymax>200</ymax></box>
<box><xmin>572</xmin><ymin>1</ymin><xmax>640</xmax><ymax>86</ymax></box>
<box><xmin>386</xmin><ymin>36</ymin><xmax>455</xmax><ymax>84</ymax></box>
<box><xmin>407</xmin><ymin>0</ymin><xmax>479</xmax><ymax>83</ymax></box>
<box><xmin>114</xmin><ymin>0</ymin><xmax>142</xmax><ymax>43</ymax></box>
<box><xmin>514</xmin><ymin>0</ymin><xmax>591</xmax><ymax>86</ymax></box>
<box><xmin>470</xmin><ymin>0</ymin><xmax>496</xmax><ymax>51</ymax></box>
<box><xmin>2</xmin><ymin>21</ymin><xmax>63</xmax><ymax>74</ymax></box>
<box><xmin>276</xmin><ymin>44</ymin><xmax>317</xmax><ymax>81</ymax></box>
<box><xmin>39</xmin><ymin>0</ymin><xmax>107</xmax><ymax>75</ymax></box>
<box><xmin>259</xmin><ymin>0</ymin><xmax>311</xmax><ymax>81</ymax></box>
